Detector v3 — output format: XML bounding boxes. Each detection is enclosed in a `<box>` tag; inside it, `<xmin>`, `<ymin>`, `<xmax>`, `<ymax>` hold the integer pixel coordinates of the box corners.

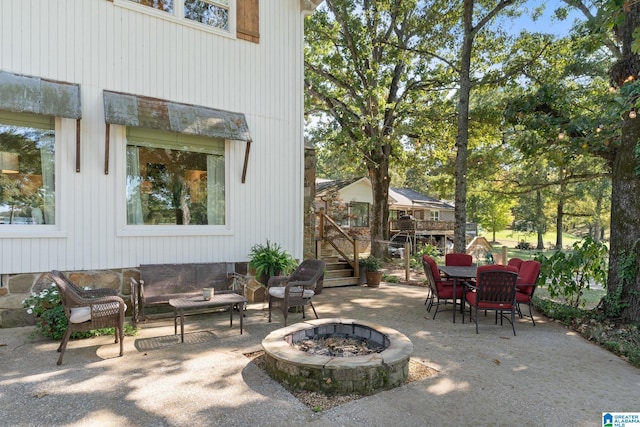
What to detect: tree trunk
<box><xmin>368</xmin><ymin>148</ymin><xmax>391</xmax><ymax>260</ymax></box>
<box><xmin>593</xmin><ymin>191</ymin><xmax>602</xmax><ymax>242</ymax></box>
<box><xmin>555</xmin><ymin>196</ymin><xmax>564</xmax><ymax>249</ymax></box>
<box><xmin>607</xmin><ymin>3</ymin><xmax>640</xmax><ymax>322</ymax></box>
<box><xmin>453</xmin><ymin>0</ymin><xmax>474</xmax><ymax>253</ymax></box>
<box><xmin>535</xmin><ymin>189</ymin><xmax>545</xmax><ymax>249</ymax></box>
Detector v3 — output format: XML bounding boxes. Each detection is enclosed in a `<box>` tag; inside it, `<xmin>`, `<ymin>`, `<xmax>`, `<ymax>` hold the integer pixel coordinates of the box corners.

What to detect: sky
<box><xmin>497</xmin><ymin>1</ymin><xmax>586</xmax><ymax>37</ymax></box>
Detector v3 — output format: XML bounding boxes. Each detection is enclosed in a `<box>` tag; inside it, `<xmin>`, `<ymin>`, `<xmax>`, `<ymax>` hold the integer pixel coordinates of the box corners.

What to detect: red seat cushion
<box><xmin>465</xmin><ymin>291</ymin><xmax>513</xmax><ymax>309</ymax></box>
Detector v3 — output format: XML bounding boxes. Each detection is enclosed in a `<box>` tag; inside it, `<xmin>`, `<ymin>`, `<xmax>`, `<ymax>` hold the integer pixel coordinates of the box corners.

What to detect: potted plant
<box><xmin>248</xmin><ymin>240</ymin><xmax>298</xmax><ymax>285</ymax></box>
<box><xmin>362</xmin><ymin>255</ymin><xmax>383</xmax><ymax>288</ymax></box>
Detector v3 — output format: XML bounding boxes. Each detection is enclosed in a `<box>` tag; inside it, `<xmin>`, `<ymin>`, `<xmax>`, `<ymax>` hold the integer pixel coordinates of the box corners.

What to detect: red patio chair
<box><xmin>445</xmin><ymin>252</ymin><xmax>473</xmax><ymax>266</ymax></box>
<box><xmin>463</xmin><ymin>265</ymin><xmax>519</xmax><ymax>335</ymax></box>
<box><xmin>507</xmin><ymin>257</ymin><xmax>524</xmax><ymax>271</ymax></box>
<box><xmin>515</xmin><ymin>260</ymin><xmax>541</xmax><ymax>325</ymax></box>
<box><xmin>422</xmin><ymin>255</ymin><xmax>463</xmax><ymax>319</ymax></box>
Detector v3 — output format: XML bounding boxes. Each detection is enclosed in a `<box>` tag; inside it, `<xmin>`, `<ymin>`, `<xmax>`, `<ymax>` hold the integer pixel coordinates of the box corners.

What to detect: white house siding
<box><xmin>0</xmin><ymin>0</ymin><xmax>307</xmax><ymax>274</ymax></box>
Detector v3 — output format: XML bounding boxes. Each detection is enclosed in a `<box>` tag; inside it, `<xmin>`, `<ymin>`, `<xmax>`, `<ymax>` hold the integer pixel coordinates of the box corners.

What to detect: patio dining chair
<box><xmin>267</xmin><ymin>259</ymin><xmax>325</xmax><ymax>326</ymax></box>
<box><xmin>507</xmin><ymin>257</ymin><xmax>524</xmax><ymax>271</ymax></box>
<box><xmin>463</xmin><ymin>265</ymin><xmax>519</xmax><ymax>335</ymax></box>
<box><xmin>422</xmin><ymin>255</ymin><xmax>463</xmax><ymax>319</ymax></box>
<box><xmin>445</xmin><ymin>252</ymin><xmax>473</xmax><ymax>267</ymax></box>
<box><xmin>514</xmin><ymin>260</ymin><xmax>542</xmax><ymax>325</ymax></box>
<box><xmin>51</xmin><ymin>270</ymin><xmax>126</xmax><ymax>365</ymax></box>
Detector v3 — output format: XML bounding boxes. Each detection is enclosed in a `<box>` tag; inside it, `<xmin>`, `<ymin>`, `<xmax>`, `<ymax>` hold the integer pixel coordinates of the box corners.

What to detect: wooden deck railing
<box><xmin>317</xmin><ymin>210</ymin><xmax>359</xmax><ymax>278</ymax></box>
<box><xmin>389</xmin><ymin>219</ymin><xmax>456</xmax><ymax>233</ymax></box>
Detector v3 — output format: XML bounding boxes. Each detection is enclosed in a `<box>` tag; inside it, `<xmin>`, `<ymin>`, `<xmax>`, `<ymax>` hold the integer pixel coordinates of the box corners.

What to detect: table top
<box><xmin>169</xmin><ymin>293</ymin><xmax>247</xmax><ymax>309</ymax></box>
<box><xmin>438</xmin><ymin>265</ymin><xmax>477</xmax><ymax>279</ymax></box>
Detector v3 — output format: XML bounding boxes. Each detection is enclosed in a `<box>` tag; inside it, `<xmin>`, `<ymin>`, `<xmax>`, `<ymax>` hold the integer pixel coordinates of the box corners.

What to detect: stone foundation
<box><xmin>0</xmin><ymin>262</ymin><xmax>250</xmax><ymax>328</ymax></box>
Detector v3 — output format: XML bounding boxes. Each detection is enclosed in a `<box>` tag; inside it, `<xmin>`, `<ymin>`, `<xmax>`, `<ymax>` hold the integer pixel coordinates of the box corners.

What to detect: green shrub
<box><xmin>362</xmin><ymin>255</ymin><xmax>382</xmax><ymax>272</ymax></box>
<box><xmin>248</xmin><ymin>240</ymin><xmax>298</xmax><ymax>279</ymax></box>
<box><xmin>383</xmin><ymin>275</ymin><xmax>399</xmax><ymax>283</ymax></box>
<box><xmin>410</xmin><ymin>244</ymin><xmax>442</xmax><ymax>269</ymax></box>
<box><xmin>535</xmin><ymin>237</ymin><xmax>608</xmax><ymax>308</ymax></box>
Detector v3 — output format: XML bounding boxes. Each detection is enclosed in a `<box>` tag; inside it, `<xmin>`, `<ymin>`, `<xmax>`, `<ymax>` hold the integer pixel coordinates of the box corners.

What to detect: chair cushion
<box><xmin>465</xmin><ymin>292</ymin><xmax>513</xmax><ymax>310</ymax></box>
<box><xmin>515</xmin><ymin>291</ymin><xmax>531</xmax><ymax>303</ymax></box>
<box><xmin>69</xmin><ymin>302</ymin><xmax>126</xmax><ymax>324</ymax></box>
<box><xmin>268</xmin><ymin>287</ymin><xmax>314</xmax><ymax>299</ymax></box>
<box><xmin>69</xmin><ymin>306</ymin><xmax>91</xmax><ymax>323</ymax></box>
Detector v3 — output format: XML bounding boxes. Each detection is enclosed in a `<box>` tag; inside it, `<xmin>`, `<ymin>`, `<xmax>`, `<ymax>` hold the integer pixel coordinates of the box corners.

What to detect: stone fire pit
<box><xmin>261</xmin><ymin>318</ymin><xmax>413</xmax><ymax>395</ymax></box>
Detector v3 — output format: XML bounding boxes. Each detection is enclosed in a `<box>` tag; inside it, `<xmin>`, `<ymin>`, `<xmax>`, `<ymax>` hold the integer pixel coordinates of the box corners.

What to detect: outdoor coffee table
<box><xmin>169</xmin><ymin>293</ymin><xmax>248</xmax><ymax>343</ymax></box>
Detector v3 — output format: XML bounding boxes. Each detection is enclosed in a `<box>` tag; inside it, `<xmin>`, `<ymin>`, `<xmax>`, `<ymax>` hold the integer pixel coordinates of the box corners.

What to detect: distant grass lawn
<box><xmin>480</xmin><ymin>229</ymin><xmax>586</xmax><ymax>261</ymax></box>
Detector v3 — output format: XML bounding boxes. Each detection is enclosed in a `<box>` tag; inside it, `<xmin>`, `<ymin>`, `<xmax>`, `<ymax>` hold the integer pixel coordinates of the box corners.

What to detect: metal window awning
<box><xmin>103</xmin><ymin>90</ymin><xmax>253</xmax><ymax>182</ymax></box>
<box><xmin>0</xmin><ymin>70</ymin><xmax>82</xmax><ymax>172</ymax></box>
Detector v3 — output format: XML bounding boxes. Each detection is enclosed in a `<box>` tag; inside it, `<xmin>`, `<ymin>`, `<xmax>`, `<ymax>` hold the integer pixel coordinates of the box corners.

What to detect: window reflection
<box><xmin>0</xmin><ymin>114</ymin><xmax>55</xmax><ymax>226</ymax></box>
<box><xmin>126</xmin><ymin>130</ymin><xmax>224</xmax><ymax>225</ymax></box>
<box><xmin>184</xmin><ymin>0</ymin><xmax>229</xmax><ymax>30</ymax></box>
<box><xmin>128</xmin><ymin>0</ymin><xmax>174</xmax><ymax>13</ymax></box>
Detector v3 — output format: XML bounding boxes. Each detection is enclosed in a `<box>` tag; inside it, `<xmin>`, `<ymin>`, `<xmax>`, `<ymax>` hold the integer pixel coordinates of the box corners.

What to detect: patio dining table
<box><xmin>438</xmin><ymin>265</ymin><xmax>477</xmax><ymax>323</ymax></box>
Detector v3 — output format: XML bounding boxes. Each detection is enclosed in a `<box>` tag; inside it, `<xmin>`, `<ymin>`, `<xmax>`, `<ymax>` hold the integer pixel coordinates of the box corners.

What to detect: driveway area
<box><xmin>1</xmin><ymin>282</ymin><xmax>638</xmax><ymax>426</ymax></box>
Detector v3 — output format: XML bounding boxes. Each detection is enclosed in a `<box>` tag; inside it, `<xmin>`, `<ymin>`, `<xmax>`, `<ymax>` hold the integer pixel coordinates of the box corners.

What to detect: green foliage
<box><xmin>603</xmin><ymin>240</ymin><xmax>639</xmax><ymax>318</ymax></box>
<box><xmin>248</xmin><ymin>240</ymin><xmax>298</xmax><ymax>279</ymax></box>
<box><xmin>535</xmin><ymin>237</ymin><xmax>608</xmax><ymax>308</ymax></box>
<box><xmin>362</xmin><ymin>255</ymin><xmax>382</xmax><ymax>272</ymax></box>
<box><xmin>22</xmin><ymin>284</ymin><xmax>137</xmax><ymax>340</ymax></box>
<box><xmin>532</xmin><ymin>295</ymin><xmax>589</xmax><ymax>325</ymax></box>
<box><xmin>383</xmin><ymin>274</ymin><xmax>399</xmax><ymax>283</ymax></box>
<box><xmin>410</xmin><ymin>244</ymin><xmax>442</xmax><ymax>269</ymax></box>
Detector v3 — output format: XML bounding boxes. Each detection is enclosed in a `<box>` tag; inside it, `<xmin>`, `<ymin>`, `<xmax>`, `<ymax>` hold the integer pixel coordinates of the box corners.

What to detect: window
<box><xmin>0</xmin><ymin>111</ymin><xmax>55</xmax><ymax>226</ymax></box>
<box><xmin>126</xmin><ymin>128</ymin><xmax>225</xmax><ymax>225</ymax></box>
<box><xmin>430</xmin><ymin>210</ymin><xmax>440</xmax><ymax>221</ymax></box>
<box><xmin>126</xmin><ymin>0</ymin><xmax>231</xmax><ymax>31</ymax></box>
<box><xmin>349</xmin><ymin>202</ymin><xmax>369</xmax><ymax>227</ymax></box>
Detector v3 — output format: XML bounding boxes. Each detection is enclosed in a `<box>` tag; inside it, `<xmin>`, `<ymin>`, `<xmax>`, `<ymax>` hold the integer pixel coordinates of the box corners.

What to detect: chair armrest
<box><xmin>267</xmin><ymin>276</ymin><xmax>289</xmax><ymax>288</ymax></box>
<box><xmin>82</xmin><ymin>287</ymin><xmax>118</xmax><ymax>298</ymax></box>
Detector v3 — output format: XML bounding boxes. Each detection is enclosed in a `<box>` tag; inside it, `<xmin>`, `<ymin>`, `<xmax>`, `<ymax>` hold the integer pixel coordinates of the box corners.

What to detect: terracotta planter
<box><xmin>365</xmin><ymin>271</ymin><xmax>382</xmax><ymax>288</ymax></box>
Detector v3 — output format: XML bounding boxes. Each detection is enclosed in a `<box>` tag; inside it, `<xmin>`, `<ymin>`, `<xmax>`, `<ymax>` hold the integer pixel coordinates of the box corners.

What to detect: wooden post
<box><xmin>404</xmin><ymin>241</ymin><xmax>410</xmax><ymax>281</ymax></box>
<box><xmin>501</xmin><ymin>246</ymin><xmax>508</xmax><ymax>265</ymax></box>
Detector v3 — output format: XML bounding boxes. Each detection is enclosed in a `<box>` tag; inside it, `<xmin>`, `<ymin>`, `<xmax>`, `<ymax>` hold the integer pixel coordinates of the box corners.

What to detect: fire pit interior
<box><xmin>261</xmin><ymin>318</ymin><xmax>413</xmax><ymax>395</ymax></box>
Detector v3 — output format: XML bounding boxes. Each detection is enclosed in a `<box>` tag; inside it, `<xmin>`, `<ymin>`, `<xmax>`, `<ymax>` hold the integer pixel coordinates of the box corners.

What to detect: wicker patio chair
<box><xmin>51</xmin><ymin>270</ymin><xmax>126</xmax><ymax>365</ymax></box>
<box><xmin>267</xmin><ymin>259</ymin><xmax>325</xmax><ymax>326</ymax></box>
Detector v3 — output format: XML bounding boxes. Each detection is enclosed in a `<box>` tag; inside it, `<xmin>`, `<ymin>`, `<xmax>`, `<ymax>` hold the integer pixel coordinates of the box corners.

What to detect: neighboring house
<box><xmin>0</xmin><ymin>0</ymin><xmax>323</xmax><ymax>323</ymax></box>
<box><xmin>315</xmin><ymin>177</ymin><xmax>460</xmax><ymax>251</ymax></box>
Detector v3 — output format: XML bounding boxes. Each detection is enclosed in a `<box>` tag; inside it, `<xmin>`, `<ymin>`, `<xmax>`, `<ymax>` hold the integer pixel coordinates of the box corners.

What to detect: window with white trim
<box><xmin>126</xmin><ymin>0</ymin><xmax>231</xmax><ymax>31</ymax></box>
<box><xmin>430</xmin><ymin>210</ymin><xmax>440</xmax><ymax>221</ymax></box>
<box><xmin>0</xmin><ymin>111</ymin><xmax>55</xmax><ymax>226</ymax></box>
<box><xmin>126</xmin><ymin>128</ymin><xmax>225</xmax><ymax>225</ymax></box>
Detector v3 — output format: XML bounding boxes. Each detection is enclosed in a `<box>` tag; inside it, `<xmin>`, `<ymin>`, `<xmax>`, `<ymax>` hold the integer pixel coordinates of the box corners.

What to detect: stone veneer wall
<box><xmin>0</xmin><ymin>262</ymin><xmax>252</xmax><ymax>328</ymax></box>
<box><xmin>0</xmin><ymin>268</ymin><xmax>140</xmax><ymax>328</ymax></box>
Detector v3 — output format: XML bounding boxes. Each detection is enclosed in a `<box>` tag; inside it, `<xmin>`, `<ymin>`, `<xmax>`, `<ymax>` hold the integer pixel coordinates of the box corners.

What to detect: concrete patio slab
<box><xmin>1</xmin><ymin>283</ymin><xmax>638</xmax><ymax>426</ymax></box>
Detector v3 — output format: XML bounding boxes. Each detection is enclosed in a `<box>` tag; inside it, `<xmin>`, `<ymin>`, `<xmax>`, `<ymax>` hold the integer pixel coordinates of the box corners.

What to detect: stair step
<box><xmin>322</xmin><ymin>277</ymin><xmax>360</xmax><ymax>287</ymax></box>
<box><xmin>325</xmin><ymin>269</ymin><xmax>354</xmax><ymax>279</ymax></box>
<box><xmin>324</xmin><ymin>261</ymin><xmax>353</xmax><ymax>271</ymax></box>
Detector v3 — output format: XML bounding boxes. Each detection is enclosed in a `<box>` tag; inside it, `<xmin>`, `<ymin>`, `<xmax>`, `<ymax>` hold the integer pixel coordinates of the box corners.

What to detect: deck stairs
<box><xmin>318</xmin><ymin>246</ymin><xmax>360</xmax><ymax>288</ymax></box>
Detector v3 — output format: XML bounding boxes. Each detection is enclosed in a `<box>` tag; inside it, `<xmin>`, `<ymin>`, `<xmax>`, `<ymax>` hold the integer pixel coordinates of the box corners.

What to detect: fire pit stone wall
<box><xmin>262</xmin><ymin>318</ymin><xmax>413</xmax><ymax>395</ymax></box>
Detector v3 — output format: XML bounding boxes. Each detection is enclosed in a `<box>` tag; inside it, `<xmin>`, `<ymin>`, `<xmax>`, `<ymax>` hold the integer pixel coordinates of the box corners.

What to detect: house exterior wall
<box><xmin>0</xmin><ymin>0</ymin><xmax>312</xmax><ymax>324</ymax></box>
